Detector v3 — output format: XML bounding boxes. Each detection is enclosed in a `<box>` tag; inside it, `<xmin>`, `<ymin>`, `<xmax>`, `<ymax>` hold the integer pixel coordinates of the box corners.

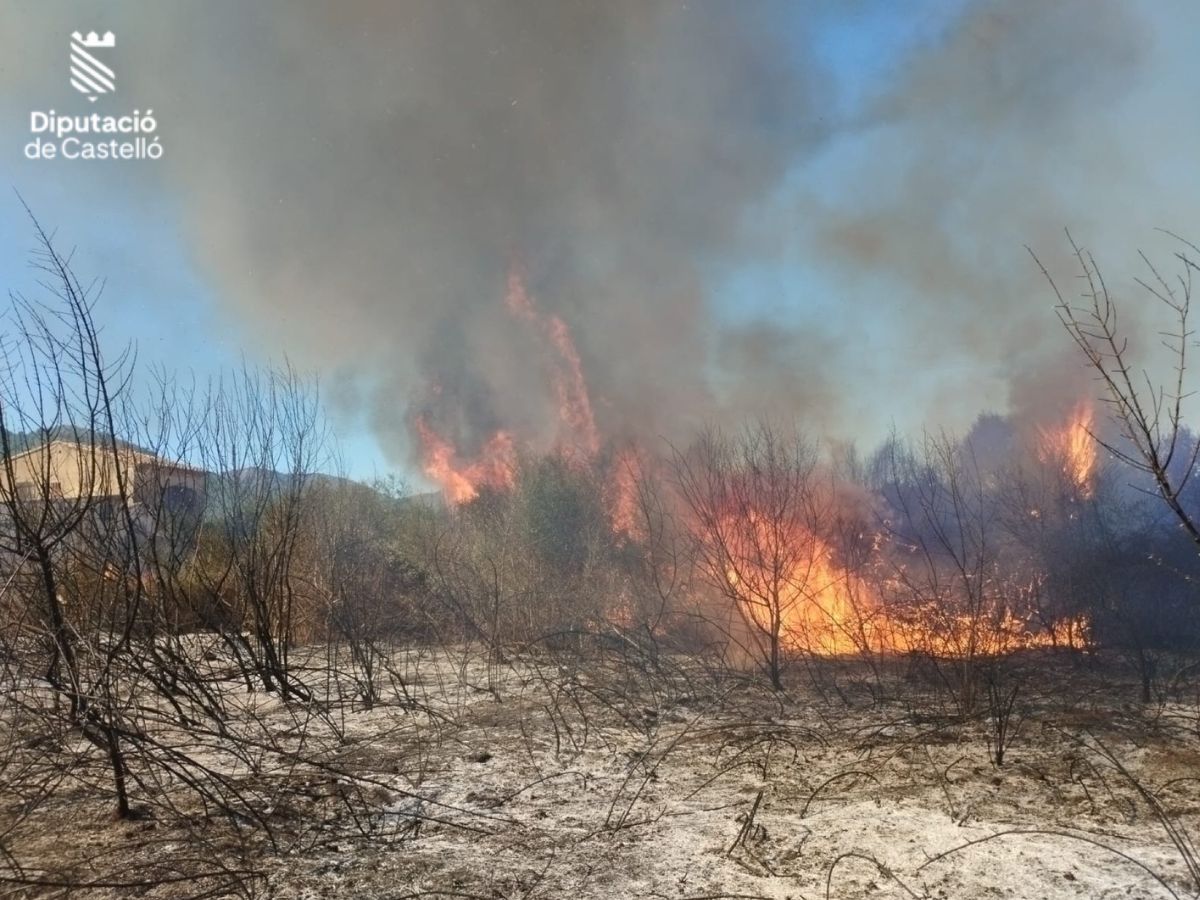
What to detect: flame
<box><xmin>776</xmin><ymin>535</ymin><xmax>888</xmax><ymax>655</ymax></box>
<box><xmin>410</xmin><ymin>271</ymin><xmax>1092</xmax><ymax>658</ymax></box>
<box><xmin>606</xmin><ymin>445</ymin><xmax>644</xmax><ymax>540</ymax></box>
<box><xmin>505</xmin><ymin>270</ymin><xmax>599</xmax><ymax>456</ymax></box>
<box><xmin>716</xmin><ymin>512</ymin><xmax>875</xmax><ymax>656</ymax></box>
<box><xmin>1038</xmin><ymin>401</ymin><xmax>1096</xmax><ymax>495</ymax></box>
<box><xmin>886</xmin><ymin>598</ymin><xmax>1090</xmax><ymax>656</ymax></box>
<box><xmin>415</xmin><ymin>415</ymin><xmax>515</xmax><ymax>503</ymax></box>
<box><xmin>718</xmin><ymin>515</ymin><xmax>1087</xmax><ymax>658</ymax></box>
<box><xmin>414</xmin><ymin>268</ymin><xmax>603</xmax><ymax>505</ymax></box>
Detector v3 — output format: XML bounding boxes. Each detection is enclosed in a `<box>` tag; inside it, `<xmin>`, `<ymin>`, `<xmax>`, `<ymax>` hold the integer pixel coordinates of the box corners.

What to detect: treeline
<box><xmin>7</xmin><ymin>231</ymin><xmax>1200</xmax><ymax>718</ymax></box>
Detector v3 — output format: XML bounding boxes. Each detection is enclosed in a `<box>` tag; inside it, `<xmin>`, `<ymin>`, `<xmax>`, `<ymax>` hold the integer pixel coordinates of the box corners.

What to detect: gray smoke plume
<box><xmin>794</xmin><ymin>0</ymin><xmax>1196</xmax><ymax>437</ymax></box>
<box><xmin>3</xmin><ymin>0</ymin><xmax>1197</xmax><ymax>473</ymax></box>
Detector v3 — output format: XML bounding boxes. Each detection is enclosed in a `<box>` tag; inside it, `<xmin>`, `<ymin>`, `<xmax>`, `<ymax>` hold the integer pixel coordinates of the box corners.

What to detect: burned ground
<box><xmin>4</xmin><ymin>644</ymin><xmax>1198</xmax><ymax>899</ymax></box>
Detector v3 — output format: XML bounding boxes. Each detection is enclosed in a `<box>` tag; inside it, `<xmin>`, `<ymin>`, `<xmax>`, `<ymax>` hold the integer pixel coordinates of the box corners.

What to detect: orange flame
<box><xmin>415</xmin><ymin>415</ymin><xmax>515</xmax><ymax>503</ymax></box>
<box><xmin>716</xmin><ymin>513</ymin><xmax>875</xmax><ymax>656</ymax></box>
<box><xmin>505</xmin><ymin>270</ymin><xmax>599</xmax><ymax>456</ymax></box>
<box><xmin>1038</xmin><ymin>402</ymin><xmax>1096</xmax><ymax>495</ymax></box>
<box><xmin>415</xmin><ymin>267</ymin><xmax>604</xmax><ymax>505</ymax></box>
<box><xmin>606</xmin><ymin>445</ymin><xmax>645</xmax><ymax>540</ymax></box>
<box><xmin>774</xmin><ymin>535</ymin><xmax>887</xmax><ymax>655</ymax></box>
<box><xmin>720</xmin><ymin>516</ymin><xmax>1087</xmax><ymax>658</ymax></box>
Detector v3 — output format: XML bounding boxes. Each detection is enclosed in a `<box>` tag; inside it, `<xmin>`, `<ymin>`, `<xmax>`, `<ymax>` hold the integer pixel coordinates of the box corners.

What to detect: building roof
<box><xmin>3</xmin><ymin>438</ymin><xmax>205</xmax><ymax>473</ymax></box>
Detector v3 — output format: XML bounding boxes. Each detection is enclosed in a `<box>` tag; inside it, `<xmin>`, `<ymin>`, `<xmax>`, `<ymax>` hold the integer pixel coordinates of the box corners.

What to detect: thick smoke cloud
<box><xmin>141</xmin><ymin>0</ymin><xmax>832</xmax><ymax>462</ymax></box>
<box><xmin>3</xmin><ymin>0</ymin><xmax>1198</xmax><ymax>471</ymax></box>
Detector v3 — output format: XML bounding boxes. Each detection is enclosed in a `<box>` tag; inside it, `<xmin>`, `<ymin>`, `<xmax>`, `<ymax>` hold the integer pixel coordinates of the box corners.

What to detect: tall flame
<box><xmin>415</xmin><ymin>268</ymin><xmax>601</xmax><ymax>504</ymax></box>
<box><xmin>505</xmin><ymin>270</ymin><xmax>599</xmax><ymax>457</ymax></box>
<box><xmin>1038</xmin><ymin>401</ymin><xmax>1096</xmax><ymax>495</ymax></box>
<box><xmin>606</xmin><ymin>445</ymin><xmax>645</xmax><ymax>540</ymax></box>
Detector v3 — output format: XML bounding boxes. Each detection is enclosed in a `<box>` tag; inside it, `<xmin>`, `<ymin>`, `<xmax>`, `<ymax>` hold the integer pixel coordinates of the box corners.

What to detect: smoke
<box><xmin>129</xmin><ymin>0</ymin><xmax>834</xmax><ymax>465</ymax></box>
<box><xmin>4</xmin><ymin>0</ymin><xmax>1198</xmax><ymax>475</ymax></box>
<box><xmin>794</xmin><ymin>0</ymin><xmax>1196</xmax><ymax>436</ymax></box>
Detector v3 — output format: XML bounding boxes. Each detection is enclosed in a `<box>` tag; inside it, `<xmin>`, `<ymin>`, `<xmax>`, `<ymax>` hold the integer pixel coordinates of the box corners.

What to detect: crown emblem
<box><xmin>69</xmin><ymin>31</ymin><xmax>116</xmax><ymax>102</ymax></box>
<box><xmin>71</xmin><ymin>31</ymin><xmax>115</xmax><ymax>49</ymax></box>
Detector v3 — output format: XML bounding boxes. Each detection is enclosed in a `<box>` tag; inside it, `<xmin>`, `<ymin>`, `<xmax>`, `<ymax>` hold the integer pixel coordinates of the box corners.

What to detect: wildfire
<box><xmin>416</xmin><ymin>268</ymin><xmax>602</xmax><ymax>503</ymax></box>
<box><xmin>414</xmin><ymin>415</ymin><xmax>515</xmax><ymax>504</ymax></box>
<box><xmin>411</xmin><ymin>271</ymin><xmax>1092</xmax><ymax>662</ymax></box>
<box><xmin>606</xmin><ymin>445</ymin><xmax>645</xmax><ymax>540</ymax></box>
<box><xmin>505</xmin><ymin>270</ymin><xmax>599</xmax><ymax>457</ymax></box>
<box><xmin>720</xmin><ymin>518</ymin><xmax>1087</xmax><ymax>659</ymax></box>
<box><xmin>1038</xmin><ymin>402</ymin><xmax>1096</xmax><ymax>495</ymax></box>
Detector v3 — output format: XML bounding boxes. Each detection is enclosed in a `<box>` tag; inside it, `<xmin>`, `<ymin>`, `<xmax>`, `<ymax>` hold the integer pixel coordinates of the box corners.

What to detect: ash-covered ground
<box><xmin>5</xmin><ymin>645</ymin><xmax>1198</xmax><ymax>899</ymax></box>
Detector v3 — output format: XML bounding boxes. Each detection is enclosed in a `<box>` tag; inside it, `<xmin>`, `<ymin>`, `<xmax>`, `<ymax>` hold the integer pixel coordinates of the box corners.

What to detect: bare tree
<box><xmin>875</xmin><ymin>433</ymin><xmax>1008</xmax><ymax>713</ymax></box>
<box><xmin>672</xmin><ymin>423</ymin><xmax>826</xmax><ymax>690</ymax></box>
<box><xmin>624</xmin><ymin>450</ymin><xmax>695</xmax><ymax>648</ymax></box>
<box><xmin>309</xmin><ymin>477</ymin><xmax>427</xmax><ymax>707</ymax></box>
<box><xmin>194</xmin><ymin>364</ymin><xmax>332</xmax><ymax>699</ymax></box>
<box><xmin>0</xmin><ymin>216</ymin><xmax>485</xmax><ymax>893</ymax></box>
<box><xmin>0</xmin><ymin>214</ymin><xmax>144</xmax><ymax>817</ymax></box>
<box><xmin>1042</xmin><ymin>233</ymin><xmax>1200</xmax><ymax>551</ymax></box>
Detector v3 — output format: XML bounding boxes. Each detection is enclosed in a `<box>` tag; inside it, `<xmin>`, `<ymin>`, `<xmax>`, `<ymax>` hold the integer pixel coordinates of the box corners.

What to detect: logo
<box><xmin>22</xmin><ymin>30</ymin><xmax>164</xmax><ymax>162</ymax></box>
<box><xmin>70</xmin><ymin>31</ymin><xmax>115</xmax><ymax>103</ymax></box>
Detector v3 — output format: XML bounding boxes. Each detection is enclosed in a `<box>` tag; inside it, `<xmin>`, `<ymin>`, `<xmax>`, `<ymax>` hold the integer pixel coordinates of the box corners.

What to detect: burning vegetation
<box><xmin>10</xmin><ymin>0</ymin><xmax>1200</xmax><ymax>893</ymax></box>
<box><xmin>408</xmin><ymin>271</ymin><xmax>1104</xmax><ymax>686</ymax></box>
<box><xmin>413</xmin><ymin>270</ymin><xmax>603</xmax><ymax>503</ymax></box>
<box><xmin>1038</xmin><ymin>401</ymin><xmax>1098</xmax><ymax>497</ymax></box>
<box><xmin>6</xmin><ymin>211</ymin><xmax>1200</xmax><ymax>900</ymax></box>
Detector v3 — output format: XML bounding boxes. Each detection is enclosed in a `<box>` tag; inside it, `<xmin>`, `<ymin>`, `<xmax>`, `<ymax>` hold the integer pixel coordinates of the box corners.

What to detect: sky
<box><xmin>1</xmin><ymin>1</ymin><xmax>1198</xmax><ymax>485</ymax></box>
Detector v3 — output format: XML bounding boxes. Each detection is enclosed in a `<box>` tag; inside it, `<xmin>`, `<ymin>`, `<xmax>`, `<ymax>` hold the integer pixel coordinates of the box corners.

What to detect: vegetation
<box><xmin>1</xmin><ymin>223</ymin><xmax>1199</xmax><ymax>895</ymax></box>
